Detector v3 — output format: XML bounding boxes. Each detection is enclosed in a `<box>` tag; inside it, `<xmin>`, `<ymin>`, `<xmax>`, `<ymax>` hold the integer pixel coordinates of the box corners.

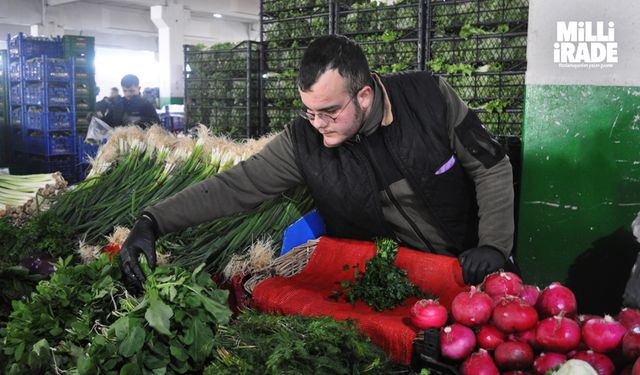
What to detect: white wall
<box><xmin>94</xmin><ymin>47</ymin><xmax>160</xmax><ymax>99</ymax></box>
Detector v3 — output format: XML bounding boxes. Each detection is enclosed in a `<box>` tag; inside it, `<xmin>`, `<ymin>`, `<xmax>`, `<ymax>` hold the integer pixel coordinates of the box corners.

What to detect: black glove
<box><xmin>458</xmin><ymin>246</ymin><xmax>506</xmax><ymax>285</ymax></box>
<box><xmin>119</xmin><ymin>214</ymin><xmax>158</xmax><ymax>293</ymax></box>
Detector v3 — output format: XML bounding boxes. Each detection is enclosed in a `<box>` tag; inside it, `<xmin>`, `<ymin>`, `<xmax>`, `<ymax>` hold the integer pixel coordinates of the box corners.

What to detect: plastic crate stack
<box><xmin>0</xmin><ymin>50</ymin><xmax>7</xmax><ymax>167</ymax></box>
<box><xmin>7</xmin><ymin>33</ymin><xmax>77</xmax><ymax>182</ymax></box>
<box><xmin>336</xmin><ymin>0</ymin><xmax>425</xmax><ymax>74</ymax></box>
<box><xmin>425</xmin><ymin>0</ymin><xmax>528</xmax><ymax>137</ymax></box>
<box><xmin>159</xmin><ymin>104</ymin><xmax>185</xmax><ymax>133</ymax></box>
<box><xmin>261</xmin><ymin>0</ymin><xmax>334</xmax><ymax>133</ymax></box>
<box><xmin>184</xmin><ymin>42</ymin><xmax>260</xmax><ymax>139</ymax></box>
<box><xmin>63</xmin><ymin>35</ymin><xmax>96</xmax><ymax>137</ymax></box>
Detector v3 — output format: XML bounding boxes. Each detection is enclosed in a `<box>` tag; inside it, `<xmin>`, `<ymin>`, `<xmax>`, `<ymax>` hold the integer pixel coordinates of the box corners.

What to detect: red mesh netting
<box><xmin>252</xmin><ymin>237</ymin><xmax>468</xmax><ymax>364</ymax></box>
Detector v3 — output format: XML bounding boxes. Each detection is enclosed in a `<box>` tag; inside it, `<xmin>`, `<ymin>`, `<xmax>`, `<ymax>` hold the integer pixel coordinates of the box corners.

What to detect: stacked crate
<box><xmin>425</xmin><ymin>0</ymin><xmax>528</xmax><ymax>137</ymax></box>
<box><xmin>7</xmin><ymin>33</ymin><xmax>77</xmax><ymax>182</ymax></box>
<box><xmin>184</xmin><ymin>42</ymin><xmax>261</xmax><ymax>139</ymax></box>
<box><xmin>336</xmin><ymin>0</ymin><xmax>425</xmax><ymax>73</ymax></box>
<box><xmin>0</xmin><ymin>50</ymin><xmax>7</xmax><ymax>167</ymax></box>
<box><xmin>63</xmin><ymin>35</ymin><xmax>96</xmax><ymax>136</ymax></box>
<box><xmin>261</xmin><ymin>0</ymin><xmax>333</xmax><ymax>133</ymax></box>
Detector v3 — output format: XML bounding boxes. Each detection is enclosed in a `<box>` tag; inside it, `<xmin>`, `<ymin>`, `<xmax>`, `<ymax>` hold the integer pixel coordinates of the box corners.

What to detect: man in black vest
<box><xmin>119</xmin><ymin>35</ymin><xmax>516</xmax><ymax>292</ymax></box>
<box><xmin>105</xmin><ymin>74</ymin><xmax>160</xmax><ymax>128</ymax></box>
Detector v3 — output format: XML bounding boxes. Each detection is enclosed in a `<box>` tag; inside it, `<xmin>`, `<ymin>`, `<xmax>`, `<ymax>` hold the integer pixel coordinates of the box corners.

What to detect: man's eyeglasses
<box><xmin>299</xmin><ymin>95</ymin><xmax>356</xmax><ymax>124</ymax></box>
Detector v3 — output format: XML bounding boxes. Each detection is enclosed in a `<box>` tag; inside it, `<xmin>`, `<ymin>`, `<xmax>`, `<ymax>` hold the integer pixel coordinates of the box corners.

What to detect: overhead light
<box><xmin>213</xmin><ymin>13</ymin><xmax>222</xmax><ymax>18</ymax></box>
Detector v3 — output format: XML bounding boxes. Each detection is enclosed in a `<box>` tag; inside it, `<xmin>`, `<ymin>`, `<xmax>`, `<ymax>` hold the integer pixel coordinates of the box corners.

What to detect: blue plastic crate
<box><xmin>48</xmin><ymin>86</ymin><xmax>72</xmax><ymax>106</ymax></box>
<box><xmin>77</xmin><ymin>136</ymin><xmax>101</xmax><ymax>164</ymax></box>
<box><xmin>25</xmin><ymin>154</ymin><xmax>77</xmax><ymax>183</ymax></box>
<box><xmin>23</xmin><ymin>84</ymin><xmax>72</xmax><ymax>107</ymax></box>
<box><xmin>10</xmin><ymin>108</ymin><xmax>22</xmax><ymax>126</ymax></box>
<box><xmin>8</xmin><ymin>33</ymin><xmax>63</xmax><ymax>59</ymax></box>
<box><xmin>23</xmin><ymin>132</ymin><xmax>76</xmax><ymax>156</ymax></box>
<box><xmin>24</xmin><ymin>58</ymin><xmax>71</xmax><ymax>82</ymax></box>
<box><xmin>10</xmin><ymin>84</ymin><xmax>22</xmax><ymax>105</ymax></box>
<box><xmin>24</xmin><ymin>111</ymin><xmax>73</xmax><ymax>131</ymax></box>
<box><xmin>77</xmin><ymin>161</ymin><xmax>92</xmax><ymax>181</ymax></box>
<box><xmin>280</xmin><ymin>209</ymin><xmax>326</xmax><ymax>256</ymax></box>
<box><xmin>9</xmin><ymin>62</ymin><xmax>21</xmax><ymax>81</ymax></box>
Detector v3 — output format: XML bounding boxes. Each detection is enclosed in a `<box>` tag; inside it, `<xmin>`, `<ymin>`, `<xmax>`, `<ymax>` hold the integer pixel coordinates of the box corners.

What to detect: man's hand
<box><xmin>119</xmin><ymin>215</ymin><xmax>157</xmax><ymax>293</ymax></box>
<box><xmin>458</xmin><ymin>246</ymin><xmax>506</xmax><ymax>285</ymax></box>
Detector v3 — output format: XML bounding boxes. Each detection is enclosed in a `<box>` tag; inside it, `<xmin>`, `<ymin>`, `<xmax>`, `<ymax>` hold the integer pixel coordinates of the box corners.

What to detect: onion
<box><xmin>572</xmin><ymin>351</ymin><xmax>616</xmax><ymax>375</ymax></box>
<box><xmin>618</xmin><ymin>308</ymin><xmax>640</xmax><ymax>330</ymax></box>
<box><xmin>509</xmin><ymin>328</ymin><xmax>539</xmax><ymax>351</ymax></box>
<box><xmin>536</xmin><ymin>316</ymin><xmax>581</xmax><ymax>353</ymax></box>
<box><xmin>460</xmin><ymin>349</ymin><xmax>500</xmax><ymax>375</ymax></box>
<box><xmin>410</xmin><ymin>299</ymin><xmax>448</xmax><ymax>330</ymax></box>
<box><xmin>482</xmin><ymin>271</ymin><xmax>524</xmax><ymax>298</ymax></box>
<box><xmin>622</xmin><ymin>326</ymin><xmax>640</xmax><ymax>360</ymax></box>
<box><xmin>582</xmin><ymin>315</ymin><xmax>627</xmax><ymax>353</ymax></box>
<box><xmin>440</xmin><ymin>323</ymin><xmax>477</xmax><ymax>361</ymax></box>
<box><xmin>452</xmin><ymin>286</ymin><xmax>494</xmax><ymax>327</ymax></box>
<box><xmin>492</xmin><ymin>298</ymin><xmax>538</xmax><ymax>333</ymax></box>
<box><xmin>477</xmin><ymin>324</ymin><xmax>505</xmax><ymax>351</ymax></box>
<box><xmin>519</xmin><ymin>285</ymin><xmax>541</xmax><ymax>307</ymax></box>
<box><xmin>494</xmin><ymin>341</ymin><xmax>534</xmax><ymax>370</ymax></box>
<box><xmin>533</xmin><ymin>352</ymin><xmax>567</xmax><ymax>374</ymax></box>
<box><xmin>553</xmin><ymin>359</ymin><xmax>598</xmax><ymax>375</ymax></box>
<box><xmin>536</xmin><ymin>282</ymin><xmax>577</xmax><ymax>318</ymax></box>
<box><xmin>578</xmin><ymin>314</ymin><xmax>603</xmax><ymax>327</ymax></box>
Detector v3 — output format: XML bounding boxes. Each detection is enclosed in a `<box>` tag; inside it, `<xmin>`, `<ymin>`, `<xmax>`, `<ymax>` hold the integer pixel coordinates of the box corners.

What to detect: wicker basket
<box><xmin>244</xmin><ymin>239</ymin><xmax>319</xmax><ymax>293</ymax></box>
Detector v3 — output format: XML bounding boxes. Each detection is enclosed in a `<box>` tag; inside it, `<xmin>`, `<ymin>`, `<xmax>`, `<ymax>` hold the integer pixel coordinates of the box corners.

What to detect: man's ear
<box><xmin>357</xmin><ymin>85</ymin><xmax>374</xmax><ymax>111</ymax></box>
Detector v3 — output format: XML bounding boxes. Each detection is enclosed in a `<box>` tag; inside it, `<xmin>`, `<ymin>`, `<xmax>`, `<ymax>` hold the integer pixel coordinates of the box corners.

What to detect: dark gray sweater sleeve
<box><xmin>438</xmin><ymin>78</ymin><xmax>515</xmax><ymax>257</ymax></box>
<box><xmin>145</xmin><ymin>126</ymin><xmax>303</xmax><ymax>235</ymax></box>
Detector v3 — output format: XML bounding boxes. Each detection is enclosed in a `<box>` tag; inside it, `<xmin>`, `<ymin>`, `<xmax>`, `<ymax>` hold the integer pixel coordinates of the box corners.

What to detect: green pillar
<box><xmin>517</xmin><ymin>0</ymin><xmax>640</xmax><ymax>314</ymax></box>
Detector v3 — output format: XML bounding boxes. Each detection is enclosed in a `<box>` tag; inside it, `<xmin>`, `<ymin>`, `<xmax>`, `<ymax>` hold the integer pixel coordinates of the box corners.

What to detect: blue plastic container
<box><xmin>23</xmin><ymin>132</ymin><xmax>76</xmax><ymax>156</ymax></box>
<box><xmin>24</xmin><ymin>111</ymin><xmax>73</xmax><ymax>131</ymax></box>
<box><xmin>280</xmin><ymin>209</ymin><xmax>326</xmax><ymax>256</ymax></box>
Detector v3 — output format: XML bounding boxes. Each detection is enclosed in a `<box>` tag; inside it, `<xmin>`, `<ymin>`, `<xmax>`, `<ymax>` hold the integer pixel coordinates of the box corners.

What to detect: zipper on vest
<box><xmin>383</xmin><ymin>186</ymin><xmax>438</xmax><ymax>254</ymax></box>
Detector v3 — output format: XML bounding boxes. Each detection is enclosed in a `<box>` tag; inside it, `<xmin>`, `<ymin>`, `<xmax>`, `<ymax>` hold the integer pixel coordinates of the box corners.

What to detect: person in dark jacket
<box><xmin>119</xmin><ymin>35</ymin><xmax>516</xmax><ymax>291</ymax></box>
<box><xmin>105</xmin><ymin>74</ymin><xmax>160</xmax><ymax>128</ymax></box>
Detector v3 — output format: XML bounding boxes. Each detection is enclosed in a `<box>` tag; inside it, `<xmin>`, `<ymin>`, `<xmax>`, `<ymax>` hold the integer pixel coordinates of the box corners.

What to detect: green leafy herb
<box><xmin>205</xmin><ymin>311</ymin><xmax>391</xmax><ymax>375</ymax></box>
<box><xmin>332</xmin><ymin>238</ymin><xmax>429</xmax><ymax>312</ymax></box>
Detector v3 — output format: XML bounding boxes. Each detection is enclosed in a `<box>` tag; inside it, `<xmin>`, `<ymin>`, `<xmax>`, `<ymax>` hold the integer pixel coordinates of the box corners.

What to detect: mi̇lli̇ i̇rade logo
<box><xmin>554</xmin><ymin>21</ymin><xmax>618</xmax><ymax>69</ymax></box>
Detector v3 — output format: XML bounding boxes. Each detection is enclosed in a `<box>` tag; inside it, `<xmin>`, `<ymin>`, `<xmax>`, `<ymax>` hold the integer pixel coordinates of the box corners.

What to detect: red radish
<box><xmin>633</xmin><ymin>357</ymin><xmax>640</xmax><ymax>375</ymax></box>
<box><xmin>618</xmin><ymin>308</ymin><xmax>640</xmax><ymax>330</ymax></box>
<box><xmin>482</xmin><ymin>271</ymin><xmax>524</xmax><ymax>298</ymax></box>
<box><xmin>622</xmin><ymin>326</ymin><xmax>640</xmax><ymax>360</ymax></box>
<box><xmin>494</xmin><ymin>341</ymin><xmax>534</xmax><ymax>370</ymax></box>
<box><xmin>536</xmin><ymin>282</ymin><xmax>577</xmax><ymax>318</ymax></box>
<box><xmin>536</xmin><ymin>316</ymin><xmax>582</xmax><ymax>353</ymax></box>
<box><xmin>578</xmin><ymin>314</ymin><xmax>603</xmax><ymax>327</ymax></box>
<box><xmin>410</xmin><ymin>299</ymin><xmax>448</xmax><ymax>329</ymax></box>
<box><xmin>572</xmin><ymin>351</ymin><xmax>616</xmax><ymax>375</ymax></box>
<box><xmin>582</xmin><ymin>315</ymin><xmax>627</xmax><ymax>353</ymax></box>
<box><xmin>519</xmin><ymin>285</ymin><xmax>541</xmax><ymax>307</ymax></box>
<box><xmin>477</xmin><ymin>324</ymin><xmax>505</xmax><ymax>350</ymax></box>
<box><xmin>509</xmin><ymin>328</ymin><xmax>539</xmax><ymax>351</ymax></box>
<box><xmin>492</xmin><ymin>298</ymin><xmax>538</xmax><ymax>333</ymax></box>
<box><xmin>460</xmin><ymin>349</ymin><xmax>500</xmax><ymax>375</ymax></box>
<box><xmin>533</xmin><ymin>352</ymin><xmax>567</xmax><ymax>374</ymax></box>
<box><xmin>440</xmin><ymin>323</ymin><xmax>477</xmax><ymax>361</ymax></box>
<box><xmin>452</xmin><ymin>286</ymin><xmax>494</xmax><ymax>327</ymax></box>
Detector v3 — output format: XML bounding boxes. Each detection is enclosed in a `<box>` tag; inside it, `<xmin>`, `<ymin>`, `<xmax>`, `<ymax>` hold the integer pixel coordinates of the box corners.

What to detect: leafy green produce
<box><xmin>0</xmin><ymin>255</ymin><xmax>122</xmax><ymax>373</ymax></box>
<box><xmin>205</xmin><ymin>311</ymin><xmax>391</xmax><ymax>375</ymax></box>
<box><xmin>80</xmin><ymin>263</ymin><xmax>231</xmax><ymax>374</ymax></box>
<box><xmin>331</xmin><ymin>238</ymin><xmax>429</xmax><ymax>312</ymax></box>
<box><xmin>0</xmin><ymin>264</ymin><xmax>47</xmax><ymax>322</ymax></box>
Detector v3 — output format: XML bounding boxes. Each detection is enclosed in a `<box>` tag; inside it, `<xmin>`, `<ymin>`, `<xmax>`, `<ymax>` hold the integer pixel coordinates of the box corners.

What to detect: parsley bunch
<box><xmin>333</xmin><ymin>238</ymin><xmax>430</xmax><ymax>312</ymax></box>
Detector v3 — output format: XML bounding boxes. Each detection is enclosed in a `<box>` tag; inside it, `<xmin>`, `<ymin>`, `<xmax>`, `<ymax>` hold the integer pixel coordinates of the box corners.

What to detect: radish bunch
<box><xmin>409</xmin><ymin>272</ymin><xmax>640</xmax><ymax>375</ymax></box>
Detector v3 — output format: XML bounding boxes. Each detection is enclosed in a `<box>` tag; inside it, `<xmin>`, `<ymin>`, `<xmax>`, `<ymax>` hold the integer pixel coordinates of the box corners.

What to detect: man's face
<box><xmin>298</xmin><ymin>69</ymin><xmax>370</xmax><ymax>148</ymax></box>
<box><xmin>110</xmin><ymin>89</ymin><xmax>119</xmax><ymax>98</ymax></box>
<box><xmin>122</xmin><ymin>85</ymin><xmax>140</xmax><ymax>100</ymax></box>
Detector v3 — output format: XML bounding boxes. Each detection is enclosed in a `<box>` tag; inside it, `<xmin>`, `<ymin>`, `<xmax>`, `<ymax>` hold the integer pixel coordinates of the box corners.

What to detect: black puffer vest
<box><xmin>291</xmin><ymin>71</ymin><xmax>478</xmax><ymax>251</ymax></box>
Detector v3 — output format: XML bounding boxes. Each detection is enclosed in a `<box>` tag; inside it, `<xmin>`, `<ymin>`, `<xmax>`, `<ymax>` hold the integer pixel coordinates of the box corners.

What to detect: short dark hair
<box><xmin>298</xmin><ymin>35</ymin><xmax>371</xmax><ymax>97</ymax></box>
<box><xmin>121</xmin><ymin>74</ymin><xmax>139</xmax><ymax>88</ymax></box>
<box><xmin>111</xmin><ymin>87</ymin><xmax>119</xmax><ymax>92</ymax></box>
